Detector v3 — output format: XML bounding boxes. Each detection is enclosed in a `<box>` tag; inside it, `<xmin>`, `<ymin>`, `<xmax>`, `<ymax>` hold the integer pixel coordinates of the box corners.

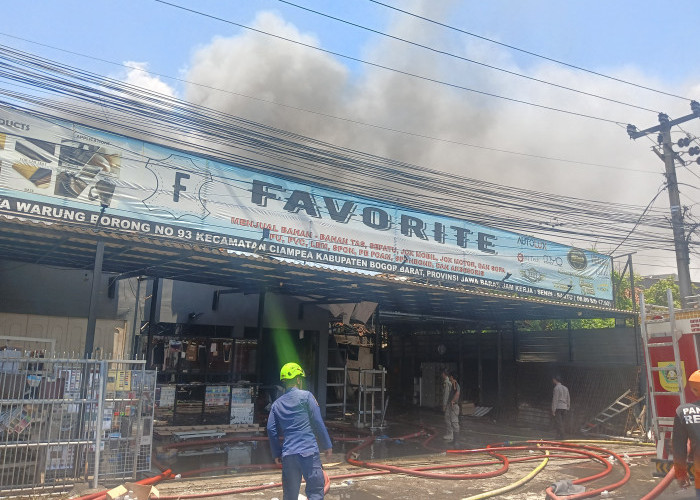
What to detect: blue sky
<box><xmin>2</xmin><ymin>1</ymin><xmax>697</xmax><ymax>89</ymax></box>
<box><xmin>1</xmin><ymin>1</ymin><xmax>388</xmax><ymax>90</ymax></box>
<box><xmin>2</xmin><ymin>1</ymin><xmax>700</xmax><ymax>278</ymax></box>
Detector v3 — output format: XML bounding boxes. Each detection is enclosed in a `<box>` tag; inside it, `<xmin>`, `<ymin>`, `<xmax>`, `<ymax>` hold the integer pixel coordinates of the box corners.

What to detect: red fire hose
<box><xmin>640</xmin><ymin>464</ymin><xmax>676</xmax><ymax>500</ymax></box>
<box><xmin>70</xmin><ymin>469</ymin><xmax>174</xmax><ymax>500</ymax></box>
<box><xmin>145</xmin><ymin>430</ymin><xmax>664</xmax><ymax>499</ymax></box>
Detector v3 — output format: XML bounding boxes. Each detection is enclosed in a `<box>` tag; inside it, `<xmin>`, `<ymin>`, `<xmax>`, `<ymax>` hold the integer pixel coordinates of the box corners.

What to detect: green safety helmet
<box><xmin>280</xmin><ymin>362</ymin><xmax>305</xmax><ymax>380</ymax></box>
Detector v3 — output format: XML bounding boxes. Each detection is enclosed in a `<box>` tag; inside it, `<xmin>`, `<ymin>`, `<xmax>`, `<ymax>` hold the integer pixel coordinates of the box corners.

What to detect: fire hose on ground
<box><xmin>72</xmin><ymin>428</ymin><xmax>673</xmax><ymax>499</ymax></box>
<box><xmin>490</xmin><ymin>441</ymin><xmax>629</xmax><ymax>499</ymax></box>
<box><xmin>69</xmin><ymin>469</ymin><xmax>174</xmax><ymax>500</ymax></box>
<box><xmin>165</xmin><ymin>435</ymin><xmax>662</xmax><ymax>499</ymax></box>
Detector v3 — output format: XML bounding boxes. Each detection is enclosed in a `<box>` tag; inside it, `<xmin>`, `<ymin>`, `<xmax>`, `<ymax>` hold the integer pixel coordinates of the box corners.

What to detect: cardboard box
<box><xmin>460</xmin><ymin>402</ymin><xmax>476</xmax><ymax>415</ymax></box>
<box><xmin>106</xmin><ymin>485</ymin><xmax>127</xmax><ymax>499</ymax></box>
<box><xmin>125</xmin><ymin>483</ymin><xmax>159</xmax><ymax>499</ymax></box>
<box><xmin>106</xmin><ymin>483</ymin><xmax>159</xmax><ymax>499</ymax></box>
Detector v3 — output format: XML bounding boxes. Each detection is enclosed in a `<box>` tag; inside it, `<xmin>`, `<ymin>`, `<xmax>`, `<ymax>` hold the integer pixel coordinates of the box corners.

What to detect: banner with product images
<box><xmin>0</xmin><ymin>107</ymin><xmax>613</xmax><ymax>306</ymax></box>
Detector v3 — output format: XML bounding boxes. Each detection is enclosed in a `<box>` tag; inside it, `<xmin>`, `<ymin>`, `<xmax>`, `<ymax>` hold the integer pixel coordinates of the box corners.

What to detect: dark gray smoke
<box><xmin>157</xmin><ymin>3</ymin><xmax>700</xmax><ymax>276</ymax></box>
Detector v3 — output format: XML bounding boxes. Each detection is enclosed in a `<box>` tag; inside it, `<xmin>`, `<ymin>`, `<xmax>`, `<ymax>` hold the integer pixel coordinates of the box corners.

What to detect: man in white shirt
<box><xmin>552</xmin><ymin>374</ymin><xmax>570</xmax><ymax>440</ymax></box>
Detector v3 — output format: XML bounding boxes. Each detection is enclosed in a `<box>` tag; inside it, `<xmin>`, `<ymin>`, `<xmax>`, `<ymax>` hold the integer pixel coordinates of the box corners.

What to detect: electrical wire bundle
<box><xmin>0</xmin><ymin>43</ymin><xmax>681</xmax><ymax>260</ymax></box>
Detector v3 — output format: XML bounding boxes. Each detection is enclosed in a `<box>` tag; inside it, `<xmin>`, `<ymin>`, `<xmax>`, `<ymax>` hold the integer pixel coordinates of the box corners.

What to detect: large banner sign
<box><xmin>0</xmin><ymin>107</ymin><xmax>614</xmax><ymax>306</ymax></box>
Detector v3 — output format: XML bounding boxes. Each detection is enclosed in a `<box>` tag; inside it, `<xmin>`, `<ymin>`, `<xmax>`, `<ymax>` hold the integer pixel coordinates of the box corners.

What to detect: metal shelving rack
<box><xmin>326</xmin><ymin>365</ymin><xmax>348</xmax><ymax>417</ymax></box>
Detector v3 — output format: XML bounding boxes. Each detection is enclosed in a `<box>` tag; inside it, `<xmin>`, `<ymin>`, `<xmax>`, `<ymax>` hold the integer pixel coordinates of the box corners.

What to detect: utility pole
<box><xmin>627</xmin><ymin>101</ymin><xmax>700</xmax><ymax>308</ymax></box>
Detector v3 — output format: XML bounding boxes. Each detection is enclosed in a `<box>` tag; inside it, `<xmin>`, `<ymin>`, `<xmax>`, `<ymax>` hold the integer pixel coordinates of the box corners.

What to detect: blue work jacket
<box><xmin>267</xmin><ymin>387</ymin><xmax>332</xmax><ymax>458</ymax></box>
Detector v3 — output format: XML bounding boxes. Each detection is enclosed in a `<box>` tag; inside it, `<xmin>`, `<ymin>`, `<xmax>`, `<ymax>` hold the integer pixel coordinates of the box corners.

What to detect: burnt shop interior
<box><xmin>139</xmin><ymin>278</ymin><xmax>344</xmax><ymax>428</ymax></box>
<box><xmin>147</xmin><ymin>327</ymin><xmax>257</xmax><ymax>426</ymax></box>
<box><xmin>0</xmin><ymin>252</ymin><xmax>637</xmax><ymax>435</ymax></box>
<box><xmin>0</xmin><ymin>215</ymin><xmax>637</xmax><ymax>437</ymax></box>
<box><xmin>142</xmin><ymin>280</ymin><xmax>634</xmax><ymax>436</ymax></box>
<box><xmin>144</xmin><ymin>290</ymin><xmax>409</xmax><ymax>428</ymax></box>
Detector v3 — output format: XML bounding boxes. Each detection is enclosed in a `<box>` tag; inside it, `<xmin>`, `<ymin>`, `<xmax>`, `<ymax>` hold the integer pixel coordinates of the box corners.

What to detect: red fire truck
<box><xmin>641</xmin><ymin>290</ymin><xmax>700</xmax><ymax>473</ymax></box>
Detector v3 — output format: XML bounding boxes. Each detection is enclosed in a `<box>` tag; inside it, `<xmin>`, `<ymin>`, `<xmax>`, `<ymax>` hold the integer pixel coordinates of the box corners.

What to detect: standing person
<box><xmin>551</xmin><ymin>375</ymin><xmax>570</xmax><ymax>440</ymax></box>
<box><xmin>672</xmin><ymin>369</ymin><xmax>700</xmax><ymax>496</ymax></box>
<box><xmin>441</xmin><ymin>368</ymin><xmax>451</xmax><ymax>414</ymax></box>
<box><xmin>442</xmin><ymin>369</ymin><xmax>461</xmax><ymax>444</ymax></box>
<box><xmin>267</xmin><ymin>362</ymin><xmax>333</xmax><ymax>500</ymax></box>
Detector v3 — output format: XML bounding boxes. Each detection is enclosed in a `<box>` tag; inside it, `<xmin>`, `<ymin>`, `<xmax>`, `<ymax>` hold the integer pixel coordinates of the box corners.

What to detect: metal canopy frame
<box><xmin>0</xmin><ymin>216</ymin><xmax>633</xmax><ymax>323</ymax></box>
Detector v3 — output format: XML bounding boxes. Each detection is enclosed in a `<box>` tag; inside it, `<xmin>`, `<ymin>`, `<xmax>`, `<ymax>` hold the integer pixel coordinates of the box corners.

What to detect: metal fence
<box><xmin>0</xmin><ymin>353</ymin><xmax>156</xmax><ymax>497</ymax></box>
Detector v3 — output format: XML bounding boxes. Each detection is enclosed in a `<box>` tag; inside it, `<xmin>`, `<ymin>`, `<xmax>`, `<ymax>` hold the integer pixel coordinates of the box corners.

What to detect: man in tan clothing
<box><xmin>442</xmin><ymin>369</ymin><xmax>460</xmax><ymax>444</ymax></box>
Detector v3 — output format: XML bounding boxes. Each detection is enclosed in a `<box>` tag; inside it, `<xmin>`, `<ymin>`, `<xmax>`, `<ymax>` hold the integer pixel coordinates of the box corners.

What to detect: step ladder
<box><xmin>325</xmin><ymin>335</ymin><xmax>348</xmax><ymax>418</ymax></box>
<box><xmin>580</xmin><ymin>389</ymin><xmax>644</xmax><ymax>434</ymax></box>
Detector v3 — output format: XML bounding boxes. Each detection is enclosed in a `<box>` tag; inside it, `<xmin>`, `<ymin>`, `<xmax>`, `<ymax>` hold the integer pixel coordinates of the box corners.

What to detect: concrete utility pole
<box><xmin>627</xmin><ymin>101</ymin><xmax>700</xmax><ymax>307</ymax></box>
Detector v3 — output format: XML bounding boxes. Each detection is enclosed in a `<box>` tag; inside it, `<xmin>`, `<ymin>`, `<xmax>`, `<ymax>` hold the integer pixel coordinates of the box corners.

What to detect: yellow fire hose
<box><xmin>462</xmin><ymin>448</ymin><xmax>550</xmax><ymax>500</ymax></box>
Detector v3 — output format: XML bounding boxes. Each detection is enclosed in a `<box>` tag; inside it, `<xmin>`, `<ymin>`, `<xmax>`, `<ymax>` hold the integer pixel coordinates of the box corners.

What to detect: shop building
<box><xmin>0</xmin><ymin>106</ymin><xmax>636</xmax><ymax>429</ymax></box>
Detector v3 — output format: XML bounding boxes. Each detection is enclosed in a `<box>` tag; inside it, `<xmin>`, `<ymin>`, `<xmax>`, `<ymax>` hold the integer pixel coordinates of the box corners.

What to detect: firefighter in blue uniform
<box><xmin>267</xmin><ymin>362</ymin><xmax>333</xmax><ymax>500</ymax></box>
<box><xmin>672</xmin><ymin>369</ymin><xmax>700</xmax><ymax>497</ymax></box>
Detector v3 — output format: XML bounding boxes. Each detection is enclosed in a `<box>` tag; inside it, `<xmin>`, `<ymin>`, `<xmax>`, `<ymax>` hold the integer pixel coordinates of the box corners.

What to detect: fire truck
<box><xmin>640</xmin><ymin>290</ymin><xmax>700</xmax><ymax>474</ymax></box>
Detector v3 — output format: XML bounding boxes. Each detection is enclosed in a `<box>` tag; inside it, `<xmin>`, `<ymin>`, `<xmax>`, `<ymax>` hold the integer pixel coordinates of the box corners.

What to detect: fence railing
<box><xmin>0</xmin><ymin>354</ymin><xmax>155</xmax><ymax>497</ymax></box>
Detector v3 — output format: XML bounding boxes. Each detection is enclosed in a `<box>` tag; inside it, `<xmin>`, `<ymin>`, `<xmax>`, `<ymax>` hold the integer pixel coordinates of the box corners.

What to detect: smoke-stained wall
<box><xmin>0</xmin><ymin>260</ymin><xmax>128</xmax><ymax>355</ymax></box>
<box><xmin>0</xmin><ymin>260</ymin><xmax>119</xmax><ymax>318</ymax></box>
<box><xmin>155</xmin><ymin>279</ymin><xmax>331</xmax><ymax>334</ymax></box>
<box><xmin>0</xmin><ymin>261</ymin><xmax>332</xmax><ymax>358</ymax></box>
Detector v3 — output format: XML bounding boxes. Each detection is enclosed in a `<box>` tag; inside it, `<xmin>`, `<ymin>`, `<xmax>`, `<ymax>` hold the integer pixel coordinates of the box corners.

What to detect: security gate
<box><xmin>0</xmin><ymin>354</ymin><xmax>156</xmax><ymax>497</ymax></box>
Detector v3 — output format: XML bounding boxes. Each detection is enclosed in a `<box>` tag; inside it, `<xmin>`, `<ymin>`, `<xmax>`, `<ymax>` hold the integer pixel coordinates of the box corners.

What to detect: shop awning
<box><xmin>0</xmin><ymin>216</ymin><xmax>633</xmax><ymax>322</ymax></box>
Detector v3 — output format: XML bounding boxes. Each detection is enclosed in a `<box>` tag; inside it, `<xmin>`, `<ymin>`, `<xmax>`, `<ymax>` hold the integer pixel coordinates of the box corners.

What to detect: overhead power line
<box><xmin>0</xmin><ymin>44</ymin><xmax>679</xmax><ymax>258</ymax></box>
<box><xmin>152</xmin><ymin>0</ymin><xmax>627</xmax><ymax>125</ymax></box>
<box><xmin>610</xmin><ymin>183</ymin><xmax>668</xmax><ymax>255</ymax></box>
<box><xmin>0</xmin><ymin>33</ymin><xmax>656</xmax><ymax>176</ymax></box>
<box><xmin>627</xmin><ymin>103</ymin><xmax>700</xmax><ymax>304</ymax></box>
<box><xmin>275</xmin><ymin>0</ymin><xmax>660</xmax><ymax>114</ymax></box>
<box><xmin>367</xmin><ymin>0</ymin><xmax>691</xmax><ymax>102</ymax></box>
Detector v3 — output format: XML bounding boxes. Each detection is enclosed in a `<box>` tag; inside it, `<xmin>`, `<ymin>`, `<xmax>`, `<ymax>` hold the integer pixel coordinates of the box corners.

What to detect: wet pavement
<box><xmin>148</xmin><ymin>406</ymin><xmax>691</xmax><ymax>499</ymax></box>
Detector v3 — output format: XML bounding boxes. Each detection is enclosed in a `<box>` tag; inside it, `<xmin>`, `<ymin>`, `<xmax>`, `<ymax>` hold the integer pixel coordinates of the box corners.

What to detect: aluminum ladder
<box><xmin>326</xmin><ymin>365</ymin><xmax>348</xmax><ymax>417</ymax></box>
<box><xmin>579</xmin><ymin>389</ymin><xmax>644</xmax><ymax>434</ymax></box>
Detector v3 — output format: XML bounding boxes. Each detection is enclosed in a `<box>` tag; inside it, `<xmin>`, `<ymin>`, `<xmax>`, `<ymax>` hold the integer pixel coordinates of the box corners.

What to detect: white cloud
<box><xmin>122</xmin><ymin>61</ymin><xmax>177</xmax><ymax>98</ymax></box>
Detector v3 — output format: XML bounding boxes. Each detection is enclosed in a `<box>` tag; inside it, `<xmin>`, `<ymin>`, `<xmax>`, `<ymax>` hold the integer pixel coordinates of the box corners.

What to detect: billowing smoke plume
<box><xmin>174</xmin><ymin>3</ymin><xmax>700</xmax><ymax>275</ymax></box>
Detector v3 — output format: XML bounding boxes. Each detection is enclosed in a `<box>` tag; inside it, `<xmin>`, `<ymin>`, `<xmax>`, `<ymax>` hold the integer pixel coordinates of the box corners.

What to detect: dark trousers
<box><xmin>282</xmin><ymin>452</ymin><xmax>324</xmax><ymax>500</ymax></box>
<box><xmin>554</xmin><ymin>409</ymin><xmax>568</xmax><ymax>440</ymax></box>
